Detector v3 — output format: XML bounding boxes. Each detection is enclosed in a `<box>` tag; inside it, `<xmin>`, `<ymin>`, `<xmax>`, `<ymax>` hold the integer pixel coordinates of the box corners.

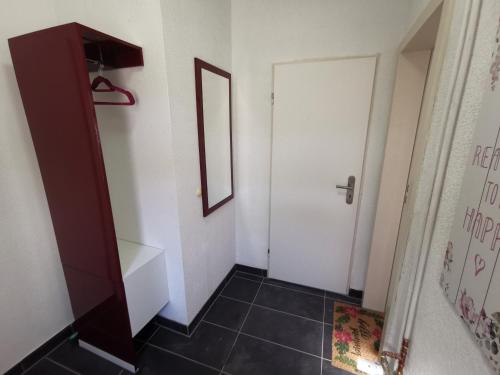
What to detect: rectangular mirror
<box><xmin>194</xmin><ymin>58</ymin><xmax>234</xmax><ymax>217</ymax></box>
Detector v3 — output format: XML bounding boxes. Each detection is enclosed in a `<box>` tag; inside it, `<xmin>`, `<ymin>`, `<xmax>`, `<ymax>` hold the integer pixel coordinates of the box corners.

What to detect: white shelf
<box><xmin>118</xmin><ymin>239</ymin><xmax>163</xmax><ymax>278</ymax></box>
<box><xmin>117</xmin><ymin>239</ymin><xmax>169</xmax><ymax>336</ymax></box>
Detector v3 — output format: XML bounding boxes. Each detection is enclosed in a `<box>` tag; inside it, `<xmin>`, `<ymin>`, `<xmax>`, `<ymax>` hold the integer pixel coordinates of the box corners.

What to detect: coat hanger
<box><xmin>91</xmin><ymin>76</ymin><xmax>136</xmax><ymax>105</ymax></box>
<box><xmin>90</xmin><ymin>45</ymin><xmax>136</xmax><ymax>106</ymax></box>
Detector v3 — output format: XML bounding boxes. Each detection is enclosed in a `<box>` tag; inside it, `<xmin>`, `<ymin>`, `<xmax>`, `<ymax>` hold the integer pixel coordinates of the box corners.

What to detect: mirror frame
<box><xmin>194</xmin><ymin>57</ymin><xmax>234</xmax><ymax>217</ymax></box>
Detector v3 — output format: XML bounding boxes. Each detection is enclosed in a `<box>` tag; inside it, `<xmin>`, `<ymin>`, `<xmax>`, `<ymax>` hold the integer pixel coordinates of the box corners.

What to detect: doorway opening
<box><xmin>363</xmin><ymin>0</ymin><xmax>457</xmax><ymax>372</ymax></box>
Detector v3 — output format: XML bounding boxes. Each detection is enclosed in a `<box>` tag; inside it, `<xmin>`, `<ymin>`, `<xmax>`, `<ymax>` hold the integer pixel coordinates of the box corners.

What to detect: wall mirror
<box><xmin>194</xmin><ymin>58</ymin><xmax>233</xmax><ymax>217</ymax></box>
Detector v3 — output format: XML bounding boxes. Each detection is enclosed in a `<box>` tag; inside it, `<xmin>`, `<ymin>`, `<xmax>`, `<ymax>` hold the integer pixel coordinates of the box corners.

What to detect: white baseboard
<box><xmin>78</xmin><ymin>340</ymin><xmax>137</xmax><ymax>373</ymax></box>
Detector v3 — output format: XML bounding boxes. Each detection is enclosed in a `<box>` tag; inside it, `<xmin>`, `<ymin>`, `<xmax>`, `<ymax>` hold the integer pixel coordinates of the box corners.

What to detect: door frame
<box><xmin>364</xmin><ymin>2</ymin><xmax>445</xmax><ymax>313</ymax></box>
<box><xmin>268</xmin><ymin>55</ymin><xmax>378</xmax><ymax>293</ymax></box>
<box><xmin>364</xmin><ymin>0</ymin><xmax>483</xmax><ymax>371</ymax></box>
<box><xmin>364</xmin><ymin>0</ymin><xmax>451</xmax><ymax>312</ymax></box>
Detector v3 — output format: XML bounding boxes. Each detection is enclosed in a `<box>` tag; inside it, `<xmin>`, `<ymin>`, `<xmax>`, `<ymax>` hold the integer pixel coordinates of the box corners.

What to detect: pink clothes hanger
<box><xmin>91</xmin><ymin>75</ymin><xmax>136</xmax><ymax>106</ymax></box>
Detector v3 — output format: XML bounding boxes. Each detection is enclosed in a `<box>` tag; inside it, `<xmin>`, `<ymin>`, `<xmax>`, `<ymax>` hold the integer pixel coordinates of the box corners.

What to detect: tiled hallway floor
<box><xmin>23</xmin><ymin>272</ymin><xmax>360</xmax><ymax>375</ymax></box>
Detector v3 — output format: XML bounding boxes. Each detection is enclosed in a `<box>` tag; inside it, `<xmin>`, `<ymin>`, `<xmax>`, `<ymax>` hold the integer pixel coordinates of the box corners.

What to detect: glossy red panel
<box><xmin>8</xmin><ymin>23</ymin><xmax>143</xmax><ymax>365</ymax></box>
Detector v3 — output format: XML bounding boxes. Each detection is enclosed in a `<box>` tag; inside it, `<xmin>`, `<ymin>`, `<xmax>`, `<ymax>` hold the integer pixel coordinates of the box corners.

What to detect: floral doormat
<box><xmin>332</xmin><ymin>302</ymin><xmax>384</xmax><ymax>374</ymax></box>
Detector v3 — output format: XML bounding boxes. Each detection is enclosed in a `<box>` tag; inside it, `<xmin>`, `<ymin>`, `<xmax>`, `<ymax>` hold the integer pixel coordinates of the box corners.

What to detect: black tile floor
<box><xmin>22</xmin><ymin>271</ymin><xmax>360</xmax><ymax>375</ymax></box>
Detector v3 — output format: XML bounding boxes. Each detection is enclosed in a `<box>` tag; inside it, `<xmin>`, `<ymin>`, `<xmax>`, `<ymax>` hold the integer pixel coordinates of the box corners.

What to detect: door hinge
<box><xmin>267</xmin><ymin>248</ymin><xmax>270</xmax><ymax>255</ymax></box>
<box><xmin>380</xmin><ymin>338</ymin><xmax>409</xmax><ymax>375</ymax></box>
<box><xmin>403</xmin><ymin>184</ymin><xmax>410</xmax><ymax>204</ymax></box>
<box><xmin>271</xmin><ymin>92</ymin><xmax>274</xmax><ymax>105</ymax></box>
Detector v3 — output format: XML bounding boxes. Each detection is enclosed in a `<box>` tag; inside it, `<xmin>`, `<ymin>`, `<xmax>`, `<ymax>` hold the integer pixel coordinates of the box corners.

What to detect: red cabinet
<box><xmin>9</xmin><ymin>23</ymin><xmax>144</xmax><ymax>369</ymax></box>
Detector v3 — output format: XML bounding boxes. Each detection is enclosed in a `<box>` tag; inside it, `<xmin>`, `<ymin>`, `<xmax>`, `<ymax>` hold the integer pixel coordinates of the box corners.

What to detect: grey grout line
<box><xmin>155</xmin><ymin>272</ymin><xmax>240</xmax><ymax>340</ymax></box>
<box><xmin>237</xmin><ymin>271</ymin><xmax>360</xmax><ymax>305</ymax></box>
<box><xmin>225</xmin><ymin>274</ymin><xmax>359</xmax><ymax>320</ymax></box>
<box><xmin>149</xmin><ymin>276</ymin><xmax>241</xmax><ymax>375</ymax></box>
<box><xmin>206</xmin><ymin>278</ymin><xmax>335</xmax><ymax>364</ymax></box>
<box><xmin>252</xmin><ymin>302</ymin><xmax>323</xmax><ymax>323</ymax></box>
<box><xmin>189</xmin><ymin>272</ymin><xmax>241</xmax><ymax>337</ymax></box>
<box><xmin>232</xmin><ymin>275</ymin><xmax>262</xmax><ymax>285</ymax></box>
<box><xmin>133</xmin><ymin>274</ymin><xmax>341</xmax><ymax>374</ymax></box>
<box><xmin>135</xmin><ymin>340</ymin><xmax>150</xmax><ymax>357</ymax></box>
<box><xmin>156</xmin><ymin>324</ymin><xmax>192</xmax><ymax>338</ymax></box>
<box><xmin>220</xmin><ymin>276</ymin><xmax>264</xmax><ymax>374</ymax></box>
<box><xmin>217</xmin><ymin>295</ymin><xmax>251</xmax><ymax>305</ymax></box>
<box><xmin>141</xmin><ymin>324</ymin><xmax>162</xmax><ymax>348</ymax></box>
<box><xmin>321</xmin><ymin>290</ymin><xmax>326</xmax><ymax>375</ymax></box>
<box><xmin>21</xmin><ymin>337</ymin><xmax>71</xmax><ymax>375</ymax></box>
<box><xmin>153</xmin><ymin>318</ymin><xmax>334</xmax><ymax>365</ymax></box>
<box><xmin>146</xmin><ymin>342</ymin><xmax>223</xmax><ymax>373</ymax></box>
<box><xmin>146</xmin><ymin>274</ymin><xmax>346</xmax><ymax>372</ymax></box>
<box><xmin>155</xmin><ymin>273</ymin><xmax>237</xmax><ymax>340</ymax></box>
<box><xmin>45</xmin><ymin>357</ymin><xmax>81</xmax><ymax>375</ymax></box>
<box><xmin>218</xmin><ymin>294</ymin><xmax>324</xmax><ymax>324</ymax></box>
<box><xmin>21</xmin><ymin>272</ymin><xmax>355</xmax><ymax>375</ymax></box>
<box><xmin>325</xmin><ymin>293</ymin><xmax>362</xmax><ymax>304</ymax></box>
<box><xmin>201</xmin><ymin>319</ymin><xmax>332</xmax><ymax>362</ymax></box>
<box><xmin>233</xmin><ymin>275</ymin><xmax>259</xmax><ymax>283</ymax></box>
<box><xmin>233</xmin><ymin>272</ymin><xmax>264</xmax><ymax>282</ymax></box>
<box><xmin>206</xmin><ymin>282</ymin><xmax>330</xmax><ymax>364</ymax></box>
<box><xmin>234</xmin><ymin>270</ymin><xmax>265</xmax><ymax>278</ymax></box>
<box><xmin>147</xmin><ymin>324</ymin><xmax>162</xmax><ymax>340</ymax></box>
<box><xmin>142</xmin><ymin>324</ymin><xmax>236</xmax><ymax>375</ymax></box>
<box><xmin>262</xmin><ymin>281</ymin><xmax>326</xmax><ymax>298</ymax></box>
<box><xmin>221</xmin><ymin>283</ymin><xmax>333</xmax><ymax>362</ymax></box>
<box><xmin>189</xmin><ymin>274</ymin><xmax>240</xmax><ymax>337</ymax></box>
<box><xmin>201</xmin><ymin>320</ymin><xmax>239</xmax><ymax>333</ymax></box>
<box><xmin>238</xmin><ymin>331</ymin><xmax>324</xmax><ymax>360</ymax></box>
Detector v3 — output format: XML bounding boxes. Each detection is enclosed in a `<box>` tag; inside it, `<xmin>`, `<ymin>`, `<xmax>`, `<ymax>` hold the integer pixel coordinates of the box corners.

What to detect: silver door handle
<box><xmin>336</xmin><ymin>176</ymin><xmax>355</xmax><ymax>204</ymax></box>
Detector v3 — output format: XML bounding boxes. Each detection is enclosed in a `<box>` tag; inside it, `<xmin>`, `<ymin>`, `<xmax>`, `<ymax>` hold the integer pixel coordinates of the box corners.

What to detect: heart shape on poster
<box><xmin>475</xmin><ymin>254</ymin><xmax>486</xmax><ymax>276</ymax></box>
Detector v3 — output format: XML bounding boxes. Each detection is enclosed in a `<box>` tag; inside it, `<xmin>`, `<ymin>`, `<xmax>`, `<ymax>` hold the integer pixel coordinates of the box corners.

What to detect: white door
<box><xmin>269</xmin><ymin>57</ymin><xmax>376</xmax><ymax>294</ymax></box>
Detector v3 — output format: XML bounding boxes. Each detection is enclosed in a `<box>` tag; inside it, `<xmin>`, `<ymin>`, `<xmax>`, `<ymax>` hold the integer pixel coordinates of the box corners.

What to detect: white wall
<box><xmin>404</xmin><ymin>0</ymin><xmax>498</xmax><ymax>374</ymax></box>
<box><xmin>54</xmin><ymin>0</ymin><xmax>189</xmax><ymax>326</ymax></box>
<box><xmin>0</xmin><ymin>0</ymin><xmax>73</xmax><ymax>373</ymax></box>
<box><xmin>0</xmin><ymin>0</ymin><xmax>190</xmax><ymax>370</ymax></box>
<box><xmin>231</xmin><ymin>0</ymin><xmax>411</xmax><ymax>290</ymax></box>
<box><xmin>408</xmin><ymin>0</ymin><xmax>434</xmax><ymax>27</ymax></box>
<box><xmin>75</xmin><ymin>0</ymin><xmax>236</xmax><ymax>327</ymax></box>
<box><xmin>0</xmin><ymin>2</ymin><xmax>72</xmax><ymax>372</ymax></box>
<box><xmin>11</xmin><ymin>1</ymin><xmax>497</xmax><ymax>373</ymax></box>
<box><xmin>69</xmin><ymin>0</ymin><xmax>236</xmax><ymax>327</ymax></box>
<box><xmin>160</xmin><ymin>0</ymin><xmax>235</xmax><ymax>323</ymax></box>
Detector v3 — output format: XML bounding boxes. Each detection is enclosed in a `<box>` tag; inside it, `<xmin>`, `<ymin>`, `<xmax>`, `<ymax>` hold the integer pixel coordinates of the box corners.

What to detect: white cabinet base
<box><xmin>117</xmin><ymin>239</ymin><xmax>169</xmax><ymax>337</ymax></box>
<box><xmin>79</xmin><ymin>339</ymin><xmax>137</xmax><ymax>373</ymax></box>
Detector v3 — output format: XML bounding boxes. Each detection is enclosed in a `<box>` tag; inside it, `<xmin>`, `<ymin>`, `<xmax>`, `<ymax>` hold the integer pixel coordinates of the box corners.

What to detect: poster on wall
<box><xmin>441</xmin><ymin>19</ymin><xmax>500</xmax><ymax>372</ymax></box>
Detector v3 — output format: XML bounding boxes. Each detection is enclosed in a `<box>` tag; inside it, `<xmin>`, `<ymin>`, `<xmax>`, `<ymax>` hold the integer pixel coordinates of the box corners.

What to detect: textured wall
<box><xmin>0</xmin><ymin>0</ymin><xmax>188</xmax><ymax>371</ymax></box>
<box><xmin>405</xmin><ymin>0</ymin><xmax>499</xmax><ymax>374</ymax></box>
<box><xmin>0</xmin><ymin>3</ymin><xmax>72</xmax><ymax>372</ymax></box>
<box><xmin>160</xmin><ymin>0</ymin><xmax>235</xmax><ymax>323</ymax></box>
<box><xmin>408</xmin><ymin>0</ymin><xmax>434</xmax><ymax>26</ymax></box>
<box><xmin>231</xmin><ymin>0</ymin><xmax>411</xmax><ymax>290</ymax></box>
<box><xmin>54</xmin><ymin>0</ymin><xmax>188</xmax><ymax>325</ymax></box>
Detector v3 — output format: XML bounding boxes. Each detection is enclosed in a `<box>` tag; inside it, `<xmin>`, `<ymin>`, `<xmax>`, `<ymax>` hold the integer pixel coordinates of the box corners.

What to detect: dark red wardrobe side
<box><xmin>9</xmin><ymin>23</ymin><xmax>143</xmax><ymax>368</ymax></box>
